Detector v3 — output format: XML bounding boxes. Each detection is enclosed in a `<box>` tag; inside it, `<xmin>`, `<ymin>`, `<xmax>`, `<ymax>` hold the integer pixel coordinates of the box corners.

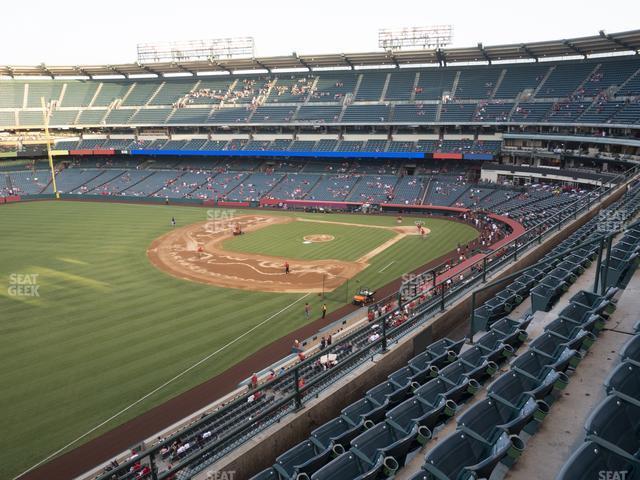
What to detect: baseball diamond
<box><xmin>1</xmin><ymin>9</ymin><xmax>640</xmax><ymax>480</ymax></box>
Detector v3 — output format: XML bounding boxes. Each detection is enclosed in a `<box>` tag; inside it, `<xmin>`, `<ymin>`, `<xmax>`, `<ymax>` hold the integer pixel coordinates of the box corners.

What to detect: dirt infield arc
<box><xmin>148</xmin><ymin>214</ymin><xmax>429</xmax><ymax>293</ymax></box>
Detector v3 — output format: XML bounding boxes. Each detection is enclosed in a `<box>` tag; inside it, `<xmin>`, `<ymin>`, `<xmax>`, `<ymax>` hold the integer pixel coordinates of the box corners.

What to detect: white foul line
<box><xmin>379</xmin><ymin>261</ymin><xmax>395</xmax><ymax>273</ymax></box>
<box><xmin>14</xmin><ymin>292</ymin><xmax>311</xmax><ymax>480</ymax></box>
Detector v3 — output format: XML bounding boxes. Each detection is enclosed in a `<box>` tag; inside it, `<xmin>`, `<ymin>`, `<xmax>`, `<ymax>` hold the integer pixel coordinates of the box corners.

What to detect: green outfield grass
<box><xmin>223</xmin><ymin>219</ymin><xmax>396</xmax><ymax>261</ymax></box>
<box><xmin>0</xmin><ymin>201</ymin><xmax>477</xmax><ymax>479</ymax></box>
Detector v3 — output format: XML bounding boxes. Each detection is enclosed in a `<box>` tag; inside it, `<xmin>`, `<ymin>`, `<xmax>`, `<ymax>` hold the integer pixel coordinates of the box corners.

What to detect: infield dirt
<box><xmin>147</xmin><ymin>214</ymin><xmax>429</xmax><ymax>293</ymax></box>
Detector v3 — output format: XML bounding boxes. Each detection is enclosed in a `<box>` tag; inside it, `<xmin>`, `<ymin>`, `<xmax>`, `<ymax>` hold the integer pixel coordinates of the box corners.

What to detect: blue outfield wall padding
<box><xmin>128</xmin><ymin>149</ymin><xmax>425</xmax><ymax>159</ymax></box>
<box><xmin>464</xmin><ymin>153</ymin><xmax>494</xmax><ymax>161</ymax></box>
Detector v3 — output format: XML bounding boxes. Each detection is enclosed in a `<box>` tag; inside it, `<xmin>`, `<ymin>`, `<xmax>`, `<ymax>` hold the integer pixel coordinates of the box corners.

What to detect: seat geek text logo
<box><xmin>599</xmin><ymin>471</ymin><xmax>629</xmax><ymax>480</ymax></box>
<box><xmin>8</xmin><ymin>273</ymin><xmax>40</xmax><ymax>297</ymax></box>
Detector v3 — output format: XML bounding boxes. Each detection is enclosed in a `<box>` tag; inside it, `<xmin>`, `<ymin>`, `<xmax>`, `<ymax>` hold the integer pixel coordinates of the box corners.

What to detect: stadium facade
<box><xmin>3</xmin><ymin>29</ymin><xmax>640</xmax><ymax>480</ymax></box>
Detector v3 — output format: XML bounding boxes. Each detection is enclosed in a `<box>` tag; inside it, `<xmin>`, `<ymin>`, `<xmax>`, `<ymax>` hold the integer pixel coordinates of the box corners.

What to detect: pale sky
<box><xmin>1</xmin><ymin>0</ymin><xmax>639</xmax><ymax>65</ymax></box>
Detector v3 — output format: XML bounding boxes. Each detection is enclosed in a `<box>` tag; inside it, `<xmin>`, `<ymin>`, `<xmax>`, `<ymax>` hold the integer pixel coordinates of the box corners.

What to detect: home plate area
<box><xmin>303</xmin><ymin>234</ymin><xmax>335</xmax><ymax>244</ymax></box>
<box><xmin>147</xmin><ymin>214</ymin><xmax>429</xmax><ymax>293</ymax></box>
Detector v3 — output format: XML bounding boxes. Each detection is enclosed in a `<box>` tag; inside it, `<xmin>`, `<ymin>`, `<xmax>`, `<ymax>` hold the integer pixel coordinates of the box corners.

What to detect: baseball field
<box><xmin>0</xmin><ymin>200</ymin><xmax>478</xmax><ymax>479</ymax></box>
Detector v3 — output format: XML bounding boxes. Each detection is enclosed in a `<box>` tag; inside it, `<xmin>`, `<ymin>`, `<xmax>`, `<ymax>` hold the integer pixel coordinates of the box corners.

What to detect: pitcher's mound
<box><xmin>303</xmin><ymin>234</ymin><xmax>335</xmax><ymax>243</ymax></box>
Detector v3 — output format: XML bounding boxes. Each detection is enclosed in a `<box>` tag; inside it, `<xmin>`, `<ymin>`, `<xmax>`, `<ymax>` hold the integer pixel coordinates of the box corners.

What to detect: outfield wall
<box><xmin>0</xmin><ymin>147</ymin><xmax>496</xmax><ymax>161</ymax></box>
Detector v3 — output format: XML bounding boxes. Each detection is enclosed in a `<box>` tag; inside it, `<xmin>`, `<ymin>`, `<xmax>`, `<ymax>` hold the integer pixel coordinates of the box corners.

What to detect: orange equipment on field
<box><xmin>353</xmin><ymin>288</ymin><xmax>375</xmax><ymax>306</ymax></box>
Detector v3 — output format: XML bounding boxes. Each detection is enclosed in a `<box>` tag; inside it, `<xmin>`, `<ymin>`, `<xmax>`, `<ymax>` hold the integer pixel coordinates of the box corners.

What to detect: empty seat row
<box><xmin>529</xmin><ymin>191</ymin><xmax>640</xmax><ymax>313</ymax></box>
<box><xmin>557</xmin><ymin>325</ymin><xmax>640</xmax><ymax>479</ymax></box>
<box><xmin>600</xmin><ymin>220</ymin><xmax>640</xmax><ymax>290</ymax></box>
<box><xmin>416</xmin><ymin>283</ymin><xmax>619</xmax><ymax>480</ymax></box>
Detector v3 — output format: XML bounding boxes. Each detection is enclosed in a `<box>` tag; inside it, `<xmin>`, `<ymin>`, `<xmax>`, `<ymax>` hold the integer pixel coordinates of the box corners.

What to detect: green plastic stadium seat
<box><xmin>350</xmin><ymin>420</ymin><xmax>419</xmax><ymax>468</ymax></box>
<box><xmin>274</xmin><ymin>439</ymin><xmax>332</xmax><ymax>479</ymax></box>
<box><xmin>422</xmin><ymin>430</ymin><xmax>521</xmax><ymax>480</ymax></box>
<box><xmin>556</xmin><ymin>441</ymin><xmax>640</xmax><ymax>480</ymax></box>
<box><xmin>605</xmin><ymin>362</ymin><xmax>640</xmax><ymax>407</ymax></box>
<box><xmin>585</xmin><ymin>395</ymin><xmax>640</xmax><ymax>461</ymax></box>
<box><xmin>310</xmin><ymin>451</ymin><xmax>383</xmax><ymax>480</ymax></box>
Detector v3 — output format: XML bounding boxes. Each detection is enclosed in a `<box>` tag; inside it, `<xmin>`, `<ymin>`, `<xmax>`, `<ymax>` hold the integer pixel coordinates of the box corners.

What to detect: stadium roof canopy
<box><xmin>1</xmin><ymin>29</ymin><xmax>639</xmax><ymax>78</ymax></box>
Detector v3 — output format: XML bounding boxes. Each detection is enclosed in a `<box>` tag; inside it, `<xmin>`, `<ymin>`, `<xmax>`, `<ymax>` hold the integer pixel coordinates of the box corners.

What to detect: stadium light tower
<box><xmin>137</xmin><ymin>37</ymin><xmax>255</xmax><ymax>63</ymax></box>
<box><xmin>378</xmin><ymin>25</ymin><xmax>453</xmax><ymax>51</ymax></box>
<box><xmin>40</xmin><ymin>97</ymin><xmax>59</xmax><ymax>199</ymax></box>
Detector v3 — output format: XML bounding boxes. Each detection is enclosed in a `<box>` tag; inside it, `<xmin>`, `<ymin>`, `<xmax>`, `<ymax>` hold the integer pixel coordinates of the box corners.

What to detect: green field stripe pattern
<box><xmin>0</xmin><ymin>201</ymin><xmax>477</xmax><ymax>479</ymax></box>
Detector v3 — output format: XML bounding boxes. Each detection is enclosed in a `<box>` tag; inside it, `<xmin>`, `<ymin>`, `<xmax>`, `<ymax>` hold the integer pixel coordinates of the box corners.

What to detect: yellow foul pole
<box><xmin>41</xmin><ymin>96</ymin><xmax>59</xmax><ymax>199</ymax></box>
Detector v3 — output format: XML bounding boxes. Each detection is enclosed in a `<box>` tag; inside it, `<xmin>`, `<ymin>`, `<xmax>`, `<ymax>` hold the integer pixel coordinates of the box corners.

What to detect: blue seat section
<box><xmin>555</xmin><ymin>275</ymin><xmax>640</xmax><ymax>480</ymax></box>
<box><xmin>342</xmin><ymin>105</ymin><xmax>390</xmax><ymax>123</ymax></box>
<box><xmin>510</xmin><ymin>102</ymin><xmax>553</xmax><ymax>122</ymax></box>
<box><xmin>310</xmin><ymin>72</ymin><xmax>358</xmax><ymax>102</ymax></box>
<box><xmin>600</xmin><ymin>221</ymin><xmax>640</xmax><ymax>289</ymax></box>
<box><xmin>494</xmin><ymin>63</ymin><xmax>549</xmax><ymax>99</ymax></box>
<box><xmin>473</xmin><ymin>102</ymin><xmax>514</xmax><ymax>122</ymax></box>
<box><xmin>422</xmin><ymin>430</ymin><xmax>516</xmax><ymax>480</ymax></box>
<box><xmin>454</xmin><ymin>67</ymin><xmax>503</xmax><ymax>100</ymax></box>
<box><xmin>296</xmin><ymin>105</ymin><xmax>342</xmax><ymax>123</ymax></box>
<box><xmin>606</xmin><ymin>362</ymin><xmax>640</xmax><ymax>407</ymax></box>
<box><xmin>4</xmin><ymin>54</ymin><xmax>640</xmax><ymax>130</ymax></box>
<box><xmin>414</xmin><ymin>69</ymin><xmax>457</xmax><ymax>100</ymax></box>
<box><xmin>582</xmin><ymin>58</ymin><xmax>640</xmax><ymax>97</ymax></box>
<box><xmin>356</xmin><ymin>72</ymin><xmax>388</xmax><ymax>101</ymax></box>
<box><xmin>439</xmin><ymin>103</ymin><xmax>477</xmax><ymax>122</ymax></box>
<box><xmin>385</xmin><ymin>71</ymin><xmax>416</xmax><ymax>101</ymax></box>
<box><xmin>536</xmin><ymin>61</ymin><xmax>596</xmax><ymax>98</ymax></box>
<box><xmin>273</xmin><ymin>439</ymin><xmax>332</xmax><ymax>479</ymax></box>
<box><xmin>350</xmin><ymin>420</ymin><xmax>418</xmax><ymax>468</ymax></box>
<box><xmin>310</xmin><ymin>451</ymin><xmax>384</xmax><ymax>480</ymax></box>
<box><xmin>393</xmin><ymin>104</ymin><xmax>437</xmax><ymax>122</ymax></box>
<box><xmin>621</xmin><ymin>336</ymin><xmax>640</xmax><ymax>366</ymax></box>
<box><xmin>442</xmin><ymin>279</ymin><xmax>630</xmax><ymax>479</ymax></box>
<box><xmin>585</xmin><ymin>395</ymin><xmax>640</xmax><ymax>461</ymax></box>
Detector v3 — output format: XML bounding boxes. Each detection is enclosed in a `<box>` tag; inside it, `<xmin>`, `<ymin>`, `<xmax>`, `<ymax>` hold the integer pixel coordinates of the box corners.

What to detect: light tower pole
<box><xmin>41</xmin><ymin>96</ymin><xmax>59</xmax><ymax>199</ymax></box>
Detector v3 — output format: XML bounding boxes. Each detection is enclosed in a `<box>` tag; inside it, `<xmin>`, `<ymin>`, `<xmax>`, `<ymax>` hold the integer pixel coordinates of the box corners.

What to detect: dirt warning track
<box><xmin>147</xmin><ymin>214</ymin><xmax>430</xmax><ymax>293</ymax></box>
